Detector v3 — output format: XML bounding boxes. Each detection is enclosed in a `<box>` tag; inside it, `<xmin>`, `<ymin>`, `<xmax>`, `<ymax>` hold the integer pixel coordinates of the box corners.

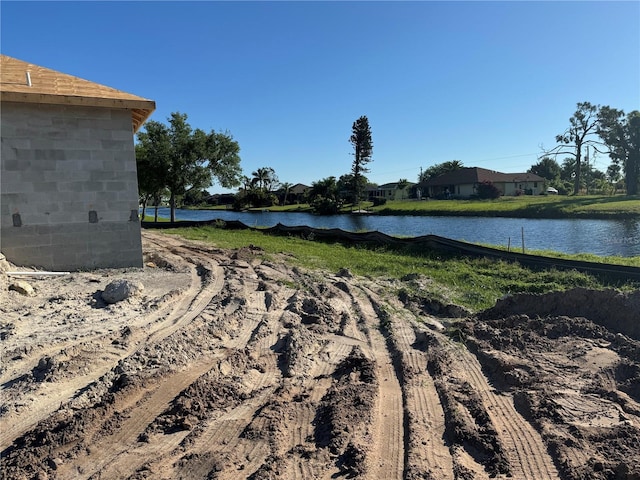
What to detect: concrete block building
<box><xmin>1</xmin><ymin>54</ymin><xmax>155</xmax><ymax>270</ymax></box>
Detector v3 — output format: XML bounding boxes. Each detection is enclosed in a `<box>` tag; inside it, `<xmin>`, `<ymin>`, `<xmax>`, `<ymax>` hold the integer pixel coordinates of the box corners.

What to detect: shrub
<box><xmin>477</xmin><ymin>181</ymin><xmax>501</xmax><ymax>199</ymax></box>
<box><xmin>311</xmin><ymin>197</ymin><xmax>341</xmax><ymax>214</ymax></box>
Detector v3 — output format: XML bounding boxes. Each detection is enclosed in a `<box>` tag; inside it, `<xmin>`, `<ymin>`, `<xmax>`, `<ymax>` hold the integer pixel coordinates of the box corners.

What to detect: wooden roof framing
<box><xmin>0</xmin><ymin>54</ymin><xmax>155</xmax><ymax>132</ymax></box>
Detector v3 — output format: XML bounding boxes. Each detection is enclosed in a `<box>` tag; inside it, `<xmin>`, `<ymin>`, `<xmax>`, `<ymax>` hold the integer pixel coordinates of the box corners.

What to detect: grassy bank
<box><xmin>163</xmin><ymin>225</ymin><xmax>639</xmax><ymax>312</ymax></box>
<box><xmin>208</xmin><ymin>194</ymin><xmax>640</xmax><ymax>219</ymax></box>
<box><xmin>142</xmin><ymin>215</ymin><xmax>170</xmax><ymax>222</ymax></box>
<box><xmin>372</xmin><ymin>195</ymin><xmax>640</xmax><ymax>218</ymax></box>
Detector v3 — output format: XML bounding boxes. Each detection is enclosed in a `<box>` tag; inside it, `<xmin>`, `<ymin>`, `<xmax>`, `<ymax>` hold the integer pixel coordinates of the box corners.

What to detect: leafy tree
<box><xmin>182</xmin><ymin>188</ymin><xmax>209</xmax><ymax>207</ymax></box>
<box><xmin>544</xmin><ymin>102</ymin><xmax>604</xmax><ymax>195</ymax></box>
<box><xmin>239</xmin><ymin>175</ymin><xmax>252</xmax><ymax>193</ymax></box>
<box><xmin>606</xmin><ymin>163</ymin><xmax>623</xmax><ymax>194</ymax></box>
<box><xmin>337</xmin><ymin>173</ymin><xmax>368</xmax><ymax>204</ymax></box>
<box><xmin>597</xmin><ymin>107</ymin><xmax>640</xmax><ymax>195</ymax></box>
<box><xmin>587</xmin><ymin>168</ymin><xmax>607</xmax><ymax>194</ymax></box>
<box><xmin>528</xmin><ymin>157</ymin><xmax>560</xmax><ymax>182</ymax></box>
<box><xmin>232</xmin><ymin>166</ymin><xmax>279</xmax><ymax>209</ymax></box>
<box><xmin>205</xmin><ymin>129</ymin><xmax>244</xmax><ymax>189</ymax></box>
<box><xmin>349</xmin><ymin>116</ymin><xmax>373</xmax><ymax>206</ymax></box>
<box><xmin>136</xmin><ymin>112</ymin><xmax>242</xmax><ymax>222</ymax></box>
<box><xmin>397</xmin><ymin>178</ymin><xmax>410</xmax><ymax>200</ymax></box>
<box><xmin>308</xmin><ymin>176</ymin><xmax>340</xmax><ymax>214</ymax></box>
<box><xmin>135</xmin><ymin>123</ymin><xmax>170</xmax><ymax>220</ymax></box>
<box><xmin>419</xmin><ymin>160</ymin><xmax>463</xmax><ymax>182</ymax></box>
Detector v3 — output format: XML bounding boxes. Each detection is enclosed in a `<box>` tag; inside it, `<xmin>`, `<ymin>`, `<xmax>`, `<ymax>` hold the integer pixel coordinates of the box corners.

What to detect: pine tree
<box><xmin>349</xmin><ymin>116</ymin><xmax>373</xmax><ymax>207</ymax></box>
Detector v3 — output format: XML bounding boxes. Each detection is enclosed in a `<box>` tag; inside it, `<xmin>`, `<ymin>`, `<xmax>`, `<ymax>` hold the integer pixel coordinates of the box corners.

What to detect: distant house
<box><xmin>0</xmin><ymin>55</ymin><xmax>155</xmax><ymax>270</ymax></box>
<box><xmin>367</xmin><ymin>182</ymin><xmax>417</xmax><ymax>201</ymax></box>
<box><xmin>287</xmin><ymin>183</ymin><xmax>310</xmax><ymax>203</ymax></box>
<box><xmin>420</xmin><ymin>167</ymin><xmax>544</xmax><ymax>198</ymax></box>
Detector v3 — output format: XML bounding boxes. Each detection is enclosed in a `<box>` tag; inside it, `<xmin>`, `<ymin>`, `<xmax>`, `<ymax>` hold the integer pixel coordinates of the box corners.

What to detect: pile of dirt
<box><xmin>481</xmin><ymin>288</ymin><xmax>640</xmax><ymax>338</ymax></box>
<box><xmin>465</xmin><ymin>311</ymin><xmax>640</xmax><ymax>480</ymax></box>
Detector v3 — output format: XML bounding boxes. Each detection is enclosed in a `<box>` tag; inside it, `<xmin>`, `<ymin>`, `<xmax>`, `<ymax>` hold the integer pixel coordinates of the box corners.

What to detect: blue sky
<box><xmin>2</xmin><ymin>1</ymin><xmax>639</xmax><ymax>193</ymax></box>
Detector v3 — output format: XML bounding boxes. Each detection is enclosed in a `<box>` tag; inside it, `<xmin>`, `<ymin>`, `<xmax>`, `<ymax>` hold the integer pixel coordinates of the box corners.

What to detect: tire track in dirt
<box><xmin>83</xmin><ymin>309</ymin><xmax>273</xmax><ymax>479</ymax></box>
<box><xmin>460</xmin><ymin>348</ymin><xmax>561</xmax><ymax>480</ymax></box>
<box><xmin>71</xmin><ymin>240</ymin><xmax>226</xmax><ymax>478</ymax></box>
<box><xmin>390</xmin><ymin>316</ymin><xmax>455</xmax><ymax>479</ymax></box>
<box><xmin>54</xmin><ymin>355</ymin><xmax>216</xmax><ymax>479</ymax></box>
<box><xmin>142</xmin><ymin>239</ymin><xmax>225</xmax><ymax>346</ymax></box>
<box><xmin>133</xmin><ymin>270</ymin><xmax>288</xmax><ymax>479</ymax></box>
<box><xmin>0</xmin><ymin>247</ymin><xmax>220</xmax><ymax>453</ymax></box>
<box><xmin>312</xmin><ymin>335</ymin><xmax>361</xmax><ymax>378</ymax></box>
<box><xmin>24</xmin><ymin>240</ymin><xmax>261</xmax><ymax>479</ymax></box>
<box><xmin>347</xmin><ymin>285</ymin><xmax>405</xmax><ymax>480</ymax></box>
<box><xmin>364</xmin><ymin>286</ymin><xmax>455</xmax><ymax>480</ymax></box>
<box><xmin>207</xmin><ymin>284</ymin><xmax>333</xmax><ymax>478</ymax></box>
<box><xmin>182</xmin><ymin>388</ymin><xmax>277</xmax><ymax>480</ymax></box>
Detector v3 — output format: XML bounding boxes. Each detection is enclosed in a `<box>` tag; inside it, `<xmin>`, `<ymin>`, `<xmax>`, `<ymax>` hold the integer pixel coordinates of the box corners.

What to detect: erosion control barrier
<box><xmin>142</xmin><ymin>219</ymin><xmax>640</xmax><ymax>281</ymax></box>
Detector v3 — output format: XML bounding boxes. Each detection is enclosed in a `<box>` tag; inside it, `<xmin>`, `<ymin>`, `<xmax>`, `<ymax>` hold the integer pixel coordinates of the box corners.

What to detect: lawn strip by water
<box><xmin>163</xmin><ymin>226</ymin><xmax>638</xmax><ymax>312</ymax></box>
<box><xmin>373</xmin><ymin>195</ymin><xmax>640</xmax><ymax>219</ymax></box>
<box><xmin>170</xmin><ymin>195</ymin><xmax>640</xmax><ymax>219</ymax></box>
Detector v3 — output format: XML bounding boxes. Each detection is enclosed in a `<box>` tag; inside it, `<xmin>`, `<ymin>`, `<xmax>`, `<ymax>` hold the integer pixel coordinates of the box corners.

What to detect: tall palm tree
<box><xmin>251</xmin><ymin>167</ymin><xmax>277</xmax><ymax>192</ymax></box>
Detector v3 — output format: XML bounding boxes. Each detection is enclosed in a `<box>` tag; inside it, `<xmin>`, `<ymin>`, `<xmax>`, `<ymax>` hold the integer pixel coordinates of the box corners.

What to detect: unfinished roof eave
<box><xmin>1</xmin><ymin>91</ymin><xmax>155</xmax><ymax>132</ymax></box>
<box><xmin>1</xmin><ymin>54</ymin><xmax>156</xmax><ymax>133</ymax></box>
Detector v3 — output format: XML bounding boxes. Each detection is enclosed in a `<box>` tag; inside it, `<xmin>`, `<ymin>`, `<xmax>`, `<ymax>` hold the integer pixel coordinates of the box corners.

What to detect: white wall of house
<box><xmin>1</xmin><ymin>102</ymin><xmax>143</xmax><ymax>270</ymax></box>
<box><xmin>456</xmin><ymin>184</ymin><xmax>476</xmax><ymax>197</ymax></box>
<box><xmin>503</xmin><ymin>181</ymin><xmax>541</xmax><ymax>196</ymax></box>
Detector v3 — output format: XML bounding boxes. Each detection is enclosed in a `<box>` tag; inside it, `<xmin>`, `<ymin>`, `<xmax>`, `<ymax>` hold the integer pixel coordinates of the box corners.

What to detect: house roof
<box><xmin>0</xmin><ymin>54</ymin><xmax>155</xmax><ymax>132</ymax></box>
<box><xmin>377</xmin><ymin>182</ymin><xmax>416</xmax><ymax>189</ymax></box>
<box><xmin>423</xmin><ymin>167</ymin><xmax>543</xmax><ymax>186</ymax></box>
<box><xmin>289</xmin><ymin>183</ymin><xmax>310</xmax><ymax>194</ymax></box>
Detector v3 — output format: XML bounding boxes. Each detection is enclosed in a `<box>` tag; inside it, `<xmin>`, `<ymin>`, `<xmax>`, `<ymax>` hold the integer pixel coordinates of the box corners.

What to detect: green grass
<box><xmin>162</xmin><ymin>225</ymin><xmax>639</xmax><ymax>312</ymax></box>
<box><xmin>373</xmin><ymin>195</ymin><xmax>640</xmax><ymax>219</ymax></box>
<box><xmin>183</xmin><ymin>205</ymin><xmax>230</xmax><ymax>211</ymax></box>
<box><xmin>153</xmin><ymin>194</ymin><xmax>640</xmax><ymax>219</ymax></box>
<box><xmin>477</xmin><ymin>244</ymin><xmax>640</xmax><ymax>267</ymax></box>
<box><xmin>142</xmin><ymin>214</ymin><xmax>170</xmax><ymax>222</ymax></box>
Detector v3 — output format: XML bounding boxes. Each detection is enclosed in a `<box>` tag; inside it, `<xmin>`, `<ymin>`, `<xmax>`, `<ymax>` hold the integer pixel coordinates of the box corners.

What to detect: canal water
<box><xmin>144</xmin><ymin>207</ymin><xmax>640</xmax><ymax>257</ymax></box>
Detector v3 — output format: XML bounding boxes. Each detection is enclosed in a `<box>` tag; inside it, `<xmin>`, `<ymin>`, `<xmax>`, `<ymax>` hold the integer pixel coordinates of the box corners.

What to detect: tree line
<box><xmin>136</xmin><ymin>113</ymin><xmax>373</xmax><ymax>218</ymax></box>
<box><xmin>541</xmin><ymin>102</ymin><xmax>639</xmax><ymax>195</ymax></box>
<box><xmin>136</xmin><ymin>102</ymin><xmax>637</xmax><ymax>220</ymax></box>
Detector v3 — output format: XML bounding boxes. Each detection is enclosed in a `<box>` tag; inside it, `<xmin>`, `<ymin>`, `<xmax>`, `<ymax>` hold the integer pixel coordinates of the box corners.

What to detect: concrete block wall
<box><xmin>1</xmin><ymin>102</ymin><xmax>143</xmax><ymax>270</ymax></box>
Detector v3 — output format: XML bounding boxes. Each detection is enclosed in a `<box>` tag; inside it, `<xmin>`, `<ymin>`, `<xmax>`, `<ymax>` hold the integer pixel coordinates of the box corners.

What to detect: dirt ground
<box><xmin>1</xmin><ymin>230</ymin><xmax>639</xmax><ymax>480</ymax></box>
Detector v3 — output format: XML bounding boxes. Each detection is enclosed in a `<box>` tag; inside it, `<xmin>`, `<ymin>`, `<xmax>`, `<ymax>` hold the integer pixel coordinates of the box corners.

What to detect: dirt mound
<box><xmin>480</xmin><ymin>288</ymin><xmax>640</xmax><ymax>339</ymax></box>
<box><xmin>465</xmin><ymin>313</ymin><xmax>640</xmax><ymax>480</ymax></box>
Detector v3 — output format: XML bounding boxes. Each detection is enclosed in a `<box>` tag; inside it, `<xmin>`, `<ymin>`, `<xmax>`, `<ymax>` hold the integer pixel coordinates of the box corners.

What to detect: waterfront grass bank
<box><xmin>164</xmin><ymin>225</ymin><xmax>639</xmax><ymax>311</ymax></box>
<box><xmin>231</xmin><ymin>194</ymin><xmax>639</xmax><ymax>219</ymax></box>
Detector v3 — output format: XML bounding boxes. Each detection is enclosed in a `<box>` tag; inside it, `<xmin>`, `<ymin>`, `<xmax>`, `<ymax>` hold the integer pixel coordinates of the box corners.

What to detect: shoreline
<box><xmin>179</xmin><ymin>194</ymin><xmax>640</xmax><ymax>220</ymax></box>
<box><xmin>180</xmin><ymin>207</ymin><xmax>638</xmax><ymax>221</ymax></box>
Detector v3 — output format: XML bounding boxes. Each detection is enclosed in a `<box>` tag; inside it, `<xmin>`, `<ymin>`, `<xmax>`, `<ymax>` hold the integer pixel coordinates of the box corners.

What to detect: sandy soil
<box><xmin>1</xmin><ymin>230</ymin><xmax>639</xmax><ymax>480</ymax></box>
